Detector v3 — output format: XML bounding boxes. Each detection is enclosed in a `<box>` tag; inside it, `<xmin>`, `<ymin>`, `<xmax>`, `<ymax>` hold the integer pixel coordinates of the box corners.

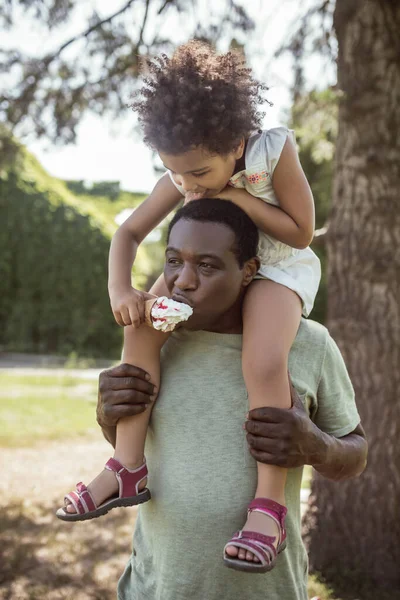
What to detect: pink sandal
<box><xmin>223</xmin><ymin>498</ymin><xmax>287</xmax><ymax>573</ymax></box>
<box><xmin>56</xmin><ymin>457</ymin><xmax>151</xmax><ymax>522</ymax></box>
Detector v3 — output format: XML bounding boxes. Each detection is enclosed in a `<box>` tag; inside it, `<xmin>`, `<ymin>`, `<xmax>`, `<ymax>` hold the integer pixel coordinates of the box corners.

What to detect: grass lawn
<box><xmin>0</xmin><ymin>368</ymin><xmax>340</xmax><ymax>600</ymax></box>
<box><xmin>0</xmin><ymin>371</ymin><xmax>99</xmax><ymax>447</ymax></box>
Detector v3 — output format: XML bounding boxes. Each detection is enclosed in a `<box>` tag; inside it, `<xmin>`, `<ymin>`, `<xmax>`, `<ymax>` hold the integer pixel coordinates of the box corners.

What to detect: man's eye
<box><xmin>200</xmin><ymin>263</ymin><xmax>214</xmax><ymax>270</ymax></box>
<box><xmin>167</xmin><ymin>258</ymin><xmax>180</xmax><ymax>265</ymax></box>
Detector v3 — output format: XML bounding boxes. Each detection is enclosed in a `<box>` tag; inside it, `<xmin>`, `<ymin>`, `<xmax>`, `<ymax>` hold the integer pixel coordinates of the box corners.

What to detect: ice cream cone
<box><xmin>144</xmin><ymin>298</ymin><xmax>157</xmax><ymax>327</ymax></box>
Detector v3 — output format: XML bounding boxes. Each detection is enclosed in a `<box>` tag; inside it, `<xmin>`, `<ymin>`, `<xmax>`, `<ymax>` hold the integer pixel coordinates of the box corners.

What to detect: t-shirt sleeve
<box><xmin>265</xmin><ymin>127</ymin><xmax>296</xmax><ymax>176</ymax></box>
<box><xmin>313</xmin><ymin>333</ymin><xmax>361</xmax><ymax>438</ymax></box>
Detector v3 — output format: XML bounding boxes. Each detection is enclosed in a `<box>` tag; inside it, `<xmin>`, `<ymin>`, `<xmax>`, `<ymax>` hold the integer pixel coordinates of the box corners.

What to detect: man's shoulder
<box><xmin>295</xmin><ymin>318</ymin><xmax>330</xmax><ymax>349</ymax></box>
<box><xmin>289</xmin><ymin>319</ymin><xmax>330</xmax><ymax>385</ymax></box>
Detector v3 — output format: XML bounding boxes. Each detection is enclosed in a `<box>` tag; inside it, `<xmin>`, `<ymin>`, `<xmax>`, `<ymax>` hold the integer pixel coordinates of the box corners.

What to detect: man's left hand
<box><xmin>245</xmin><ymin>381</ymin><xmax>323</xmax><ymax>468</ymax></box>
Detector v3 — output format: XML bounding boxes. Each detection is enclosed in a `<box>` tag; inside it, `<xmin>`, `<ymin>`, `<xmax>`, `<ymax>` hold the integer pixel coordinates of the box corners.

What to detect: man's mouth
<box><xmin>172</xmin><ymin>294</ymin><xmax>194</xmax><ymax>309</ymax></box>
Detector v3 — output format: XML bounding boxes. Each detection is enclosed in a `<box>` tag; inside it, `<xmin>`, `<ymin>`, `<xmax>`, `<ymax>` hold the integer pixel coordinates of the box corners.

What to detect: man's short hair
<box><xmin>167</xmin><ymin>198</ymin><xmax>259</xmax><ymax>267</ymax></box>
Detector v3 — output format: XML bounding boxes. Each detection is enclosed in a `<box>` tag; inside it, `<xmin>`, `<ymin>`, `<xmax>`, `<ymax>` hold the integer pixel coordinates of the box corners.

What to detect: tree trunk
<box><xmin>303</xmin><ymin>1</ymin><xmax>400</xmax><ymax>598</ymax></box>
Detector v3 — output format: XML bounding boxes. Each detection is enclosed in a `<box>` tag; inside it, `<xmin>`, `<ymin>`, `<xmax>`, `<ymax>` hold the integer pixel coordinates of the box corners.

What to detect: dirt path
<box><xmin>0</xmin><ymin>438</ymin><xmax>136</xmax><ymax>600</ymax></box>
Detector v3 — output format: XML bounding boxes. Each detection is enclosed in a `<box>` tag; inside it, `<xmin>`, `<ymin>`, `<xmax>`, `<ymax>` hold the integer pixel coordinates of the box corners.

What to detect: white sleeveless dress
<box><xmin>170</xmin><ymin>127</ymin><xmax>321</xmax><ymax>317</ymax></box>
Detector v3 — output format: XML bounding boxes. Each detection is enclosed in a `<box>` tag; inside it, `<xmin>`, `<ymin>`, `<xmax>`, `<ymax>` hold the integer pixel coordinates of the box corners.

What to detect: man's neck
<box><xmin>200</xmin><ymin>300</ymin><xmax>244</xmax><ymax>334</ymax></box>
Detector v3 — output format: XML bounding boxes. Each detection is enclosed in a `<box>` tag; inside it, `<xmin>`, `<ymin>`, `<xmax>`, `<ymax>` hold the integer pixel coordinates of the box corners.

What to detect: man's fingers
<box><xmin>102</xmin><ymin>363</ymin><xmax>151</xmax><ymax>380</ymax></box>
<box><xmin>248</xmin><ymin>448</ymin><xmax>285</xmax><ymax>467</ymax></box>
<box><xmin>106</xmin><ymin>388</ymin><xmax>154</xmax><ymax>406</ymax></box>
<box><xmin>103</xmin><ymin>402</ymin><xmax>148</xmax><ymax>424</ymax></box>
<box><xmin>246</xmin><ymin>433</ymin><xmax>289</xmax><ymax>457</ymax></box>
<box><xmin>110</xmin><ymin>376</ymin><xmax>155</xmax><ymax>395</ymax></box>
<box><xmin>245</xmin><ymin>420</ymin><xmax>282</xmax><ymax>438</ymax></box>
<box><xmin>247</xmin><ymin>406</ymin><xmax>291</xmax><ymax>424</ymax></box>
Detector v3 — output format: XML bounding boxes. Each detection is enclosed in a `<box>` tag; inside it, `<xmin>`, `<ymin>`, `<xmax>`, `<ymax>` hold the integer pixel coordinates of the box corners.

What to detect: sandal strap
<box><xmin>76</xmin><ymin>482</ymin><xmax>97</xmax><ymax>512</ymax></box>
<box><xmin>248</xmin><ymin>498</ymin><xmax>287</xmax><ymax>519</ymax></box>
<box><xmin>248</xmin><ymin>498</ymin><xmax>287</xmax><ymax>546</ymax></box>
<box><xmin>231</xmin><ymin>529</ymin><xmax>278</xmax><ymax>551</ymax></box>
<box><xmin>105</xmin><ymin>457</ymin><xmax>148</xmax><ymax>498</ymax></box>
<box><xmin>65</xmin><ymin>491</ymin><xmax>84</xmax><ymax>515</ymax></box>
<box><xmin>224</xmin><ymin>530</ymin><xmax>276</xmax><ymax>566</ymax></box>
<box><xmin>65</xmin><ymin>482</ymin><xmax>97</xmax><ymax>515</ymax></box>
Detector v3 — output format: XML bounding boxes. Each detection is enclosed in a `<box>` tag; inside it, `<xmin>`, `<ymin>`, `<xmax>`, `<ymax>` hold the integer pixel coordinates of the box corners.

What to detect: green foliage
<box><xmin>0</xmin><ymin>135</ymin><xmax>168</xmax><ymax>357</ymax></box>
<box><xmin>291</xmin><ymin>88</ymin><xmax>338</xmax><ymax>325</ymax></box>
<box><xmin>292</xmin><ymin>88</ymin><xmax>337</xmax><ymax>229</ymax></box>
<box><xmin>62</xmin><ymin>178</ymin><xmax>166</xmax><ymax>290</ymax></box>
<box><xmin>0</xmin><ymin>143</ymin><xmax>124</xmax><ymax>357</ymax></box>
<box><xmin>65</xmin><ymin>179</ymin><xmax>121</xmax><ymax>200</ymax></box>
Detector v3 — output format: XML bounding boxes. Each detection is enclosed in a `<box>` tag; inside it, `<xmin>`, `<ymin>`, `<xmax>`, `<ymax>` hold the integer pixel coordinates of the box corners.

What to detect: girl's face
<box><xmin>159</xmin><ymin>142</ymin><xmax>244</xmax><ymax>198</ymax></box>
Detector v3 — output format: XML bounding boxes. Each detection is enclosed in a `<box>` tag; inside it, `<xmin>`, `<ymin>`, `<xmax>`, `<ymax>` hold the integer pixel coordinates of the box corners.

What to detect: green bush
<box><xmin>0</xmin><ymin>145</ymin><xmax>122</xmax><ymax>357</ymax></box>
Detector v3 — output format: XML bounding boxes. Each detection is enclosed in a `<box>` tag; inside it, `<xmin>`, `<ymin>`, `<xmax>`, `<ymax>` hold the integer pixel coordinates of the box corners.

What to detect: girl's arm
<box><xmin>219</xmin><ymin>137</ymin><xmax>315</xmax><ymax>249</ymax></box>
<box><xmin>108</xmin><ymin>173</ymin><xmax>183</xmax><ymax>292</ymax></box>
<box><xmin>108</xmin><ymin>173</ymin><xmax>183</xmax><ymax>325</ymax></box>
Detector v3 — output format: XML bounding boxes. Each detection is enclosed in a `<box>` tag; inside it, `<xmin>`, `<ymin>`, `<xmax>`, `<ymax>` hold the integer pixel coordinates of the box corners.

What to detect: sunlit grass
<box><xmin>0</xmin><ymin>372</ymin><xmax>98</xmax><ymax>447</ymax></box>
<box><xmin>0</xmin><ymin>373</ymin><xmax>88</xmax><ymax>387</ymax></box>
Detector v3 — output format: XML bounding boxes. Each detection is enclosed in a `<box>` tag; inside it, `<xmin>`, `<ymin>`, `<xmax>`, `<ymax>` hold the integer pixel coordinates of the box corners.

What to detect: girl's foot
<box><xmin>225</xmin><ymin>508</ymin><xmax>280</xmax><ymax>563</ymax></box>
<box><xmin>223</xmin><ymin>498</ymin><xmax>287</xmax><ymax>571</ymax></box>
<box><xmin>64</xmin><ymin>458</ymin><xmax>147</xmax><ymax>514</ymax></box>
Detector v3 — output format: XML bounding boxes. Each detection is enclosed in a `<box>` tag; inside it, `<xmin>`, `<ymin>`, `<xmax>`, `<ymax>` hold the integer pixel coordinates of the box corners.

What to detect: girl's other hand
<box><xmin>109</xmin><ymin>287</ymin><xmax>157</xmax><ymax>328</ymax></box>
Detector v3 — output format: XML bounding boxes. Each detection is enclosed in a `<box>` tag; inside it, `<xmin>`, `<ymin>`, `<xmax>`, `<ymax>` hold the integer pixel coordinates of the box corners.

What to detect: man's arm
<box><xmin>245</xmin><ymin>383</ymin><xmax>368</xmax><ymax>481</ymax></box>
<box><xmin>311</xmin><ymin>422</ymin><xmax>367</xmax><ymax>481</ymax></box>
<box><xmin>96</xmin><ymin>363</ymin><xmax>156</xmax><ymax>447</ymax></box>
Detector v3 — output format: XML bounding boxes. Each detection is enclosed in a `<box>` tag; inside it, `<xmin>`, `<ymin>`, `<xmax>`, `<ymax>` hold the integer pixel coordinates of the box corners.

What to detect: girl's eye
<box><xmin>193</xmin><ymin>172</ymin><xmax>209</xmax><ymax>178</ymax></box>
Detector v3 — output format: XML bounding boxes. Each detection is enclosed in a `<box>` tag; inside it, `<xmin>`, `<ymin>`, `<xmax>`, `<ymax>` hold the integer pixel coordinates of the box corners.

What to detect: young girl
<box><xmin>57</xmin><ymin>41</ymin><xmax>320</xmax><ymax>573</ymax></box>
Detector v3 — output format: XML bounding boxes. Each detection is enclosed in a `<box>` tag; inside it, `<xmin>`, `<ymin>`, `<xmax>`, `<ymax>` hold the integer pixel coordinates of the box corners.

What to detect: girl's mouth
<box><xmin>185</xmin><ymin>191</ymin><xmax>206</xmax><ymax>201</ymax></box>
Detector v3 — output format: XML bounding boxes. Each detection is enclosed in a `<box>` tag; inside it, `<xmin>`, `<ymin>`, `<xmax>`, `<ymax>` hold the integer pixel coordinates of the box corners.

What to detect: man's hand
<box><xmin>97</xmin><ymin>363</ymin><xmax>156</xmax><ymax>428</ymax></box>
<box><xmin>244</xmin><ymin>381</ymin><xmax>323</xmax><ymax>469</ymax></box>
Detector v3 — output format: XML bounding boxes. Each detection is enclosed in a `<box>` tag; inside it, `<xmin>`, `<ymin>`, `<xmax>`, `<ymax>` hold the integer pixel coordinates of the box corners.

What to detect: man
<box><xmin>97</xmin><ymin>199</ymin><xmax>367</xmax><ymax>600</ymax></box>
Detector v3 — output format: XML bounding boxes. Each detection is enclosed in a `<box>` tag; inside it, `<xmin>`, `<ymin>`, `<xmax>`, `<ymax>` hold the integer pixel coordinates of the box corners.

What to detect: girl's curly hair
<box><xmin>130</xmin><ymin>41</ymin><xmax>268</xmax><ymax>155</ymax></box>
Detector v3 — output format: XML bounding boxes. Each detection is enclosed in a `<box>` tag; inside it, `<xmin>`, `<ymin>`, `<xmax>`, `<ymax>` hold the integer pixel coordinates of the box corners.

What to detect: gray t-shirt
<box><xmin>118</xmin><ymin>319</ymin><xmax>360</xmax><ymax>600</ymax></box>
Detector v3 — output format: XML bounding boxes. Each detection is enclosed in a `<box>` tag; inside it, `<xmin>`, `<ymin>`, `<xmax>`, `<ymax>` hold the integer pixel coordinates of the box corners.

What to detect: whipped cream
<box><xmin>151</xmin><ymin>296</ymin><xmax>193</xmax><ymax>332</ymax></box>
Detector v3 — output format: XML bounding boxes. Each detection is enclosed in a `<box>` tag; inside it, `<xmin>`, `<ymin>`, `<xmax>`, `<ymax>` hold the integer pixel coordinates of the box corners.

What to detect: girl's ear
<box><xmin>242</xmin><ymin>257</ymin><xmax>260</xmax><ymax>288</ymax></box>
<box><xmin>234</xmin><ymin>138</ymin><xmax>245</xmax><ymax>159</ymax></box>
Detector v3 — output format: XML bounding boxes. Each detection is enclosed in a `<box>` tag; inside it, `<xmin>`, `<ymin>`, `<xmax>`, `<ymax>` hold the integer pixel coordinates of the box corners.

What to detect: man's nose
<box><xmin>174</xmin><ymin>264</ymin><xmax>198</xmax><ymax>290</ymax></box>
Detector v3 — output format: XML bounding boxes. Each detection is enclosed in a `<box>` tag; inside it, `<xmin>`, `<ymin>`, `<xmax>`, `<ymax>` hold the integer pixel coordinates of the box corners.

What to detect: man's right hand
<box><xmin>97</xmin><ymin>363</ymin><xmax>156</xmax><ymax>428</ymax></box>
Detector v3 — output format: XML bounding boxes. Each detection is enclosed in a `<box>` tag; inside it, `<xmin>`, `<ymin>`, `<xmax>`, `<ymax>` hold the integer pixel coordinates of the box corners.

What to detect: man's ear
<box><xmin>242</xmin><ymin>256</ymin><xmax>260</xmax><ymax>288</ymax></box>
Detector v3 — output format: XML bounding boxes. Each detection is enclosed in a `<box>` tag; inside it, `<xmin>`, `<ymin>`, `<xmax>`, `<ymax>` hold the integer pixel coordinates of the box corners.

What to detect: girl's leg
<box><xmin>225</xmin><ymin>279</ymin><xmax>302</xmax><ymax>562</ymax></box>
<box><xmin>65</xmin><ymin>275</ymin><xmax>169</xmax><ymax>513</ymax></box>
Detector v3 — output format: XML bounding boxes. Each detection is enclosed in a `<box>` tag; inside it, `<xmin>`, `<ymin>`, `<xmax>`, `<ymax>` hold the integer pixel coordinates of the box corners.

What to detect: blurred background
<box><xmin>0</xmin><ymin>1</ymin><xmax>399</xmax><ymax>599</ymax></box>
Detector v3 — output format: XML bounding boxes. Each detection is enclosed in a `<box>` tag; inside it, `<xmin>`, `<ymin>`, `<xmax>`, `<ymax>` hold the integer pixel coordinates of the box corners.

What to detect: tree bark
<box><xmin>303</xmin><ymin>1</ymin><xmax>400</xmax><ymax>598</ymax></box>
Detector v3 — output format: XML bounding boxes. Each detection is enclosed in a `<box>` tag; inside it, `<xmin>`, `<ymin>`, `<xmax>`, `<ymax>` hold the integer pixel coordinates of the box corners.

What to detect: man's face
<box><xmin>164</xmin><ymin>218</ymin><xmax>254</xmax><ymax>331</ymax></box>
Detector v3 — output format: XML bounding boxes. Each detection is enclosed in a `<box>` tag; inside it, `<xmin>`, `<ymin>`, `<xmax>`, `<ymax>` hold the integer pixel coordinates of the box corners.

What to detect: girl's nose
<box><xmin>176</xmin><ymin>175</ymin><xmax>195</xmax><ymax>193</ymax></box>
